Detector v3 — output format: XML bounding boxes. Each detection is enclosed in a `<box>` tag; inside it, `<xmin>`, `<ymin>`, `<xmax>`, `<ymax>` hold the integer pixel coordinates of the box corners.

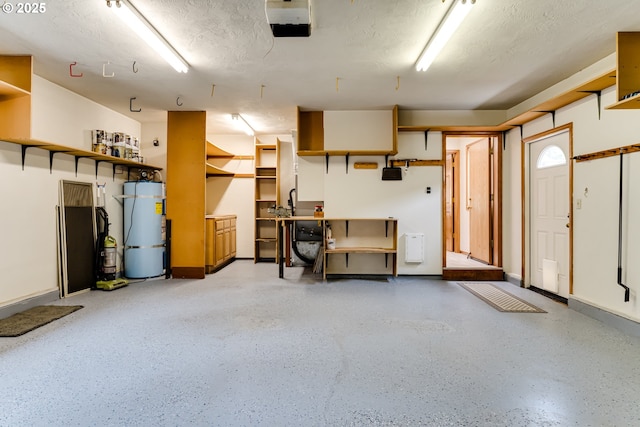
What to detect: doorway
<box><xmin>443</xmin><ymin>133</ymin><xmax>502</xmax><ymax>280</ymax></box>
<box><xmin>523</xmin><ymin>125</ymin><xmax>572</xmax><ymax>299</ymax></box>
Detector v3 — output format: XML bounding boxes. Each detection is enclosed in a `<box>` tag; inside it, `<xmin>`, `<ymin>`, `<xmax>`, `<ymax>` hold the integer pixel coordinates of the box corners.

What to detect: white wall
<box><xmin>320</xmin><ymin>130</ymin><xmax>443</xmax><ymax>274</ymax></box>
<box><xmin>0</xmin><ymin>77</ymin><xmax>137</xmax><ymax>308</ymax></box>
<box><xmin>503</xmin><ymin>85</ymin><xmax>640</xmax><ymax>322</ymax></box>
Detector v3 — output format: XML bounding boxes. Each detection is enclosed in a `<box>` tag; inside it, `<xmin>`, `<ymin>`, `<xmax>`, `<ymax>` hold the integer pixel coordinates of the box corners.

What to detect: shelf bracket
<box><xmin>385</xmin><ymin>253</ymin><xmax>388</xmax><ymax>269</ymax></box>
<box><xmin>75</xmin><ymin>156</ymin><xmax>80</xmax><ymax>177</ymax></box>
<box><xmin>502</xmin><ymin>131</ymin><xmax>507</xmax><ymax>150</ymax></box>
<box><xmin>517</xmin><ymin>125</ymin><xmax>524</xmax><ymax>140</ymax></box>
<box><xmin>345</xmin><ymin>253</ymin><xmax>349</xmax><ymax>268</ymax></box>
<box><xmin>345</xmin><ymin>220</ymin><xmax>349</xmax><ymax>237</ymax></box>
<box><xmin>325</xmin><ymin>152</ymin><xmax>330</xmax><ymax>174</ymax></box>
<box><xmin>345</xmin><ymin>153</ymin><xmax>349</xmax><ymax>174</ymax></box>
<box><xmin>49</xmin><ymin>151</ymin><xmax>56</xmax><ymax>173</ymax></box>
<box><xmin>113</xmin><ymin>163</ymin><xmax>117</xmax><ymax>181</ymax></box>
<box><xmin>535</xmin><ymin>110</ymin><xmax>556</xmax><ymax>127</ymax></box>
<box><xmin>579</xmin><ymin>90</ymin><xmax>602</xmax><ymax>120</ymax></box>
<box><xmin>385</xmin><ymin>220</ymin><xmax>389</xmax><ymax>237</ymax></box>
<box><xmin>424</xmin><ymin>130</ymin><xmax>430</xmax><ymax>151</ymax></box>
<box><xmin>21</xmin><ymin>145</ymin><xmax>33</xmax><ymax>170</ymax></box>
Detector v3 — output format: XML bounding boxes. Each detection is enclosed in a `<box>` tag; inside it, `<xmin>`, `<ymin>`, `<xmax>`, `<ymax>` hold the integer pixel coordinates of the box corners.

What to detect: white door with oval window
<box><xmin>530</xmin><ymin>132</ymin><xmax>570</xmax><ymax>298</ymax></box>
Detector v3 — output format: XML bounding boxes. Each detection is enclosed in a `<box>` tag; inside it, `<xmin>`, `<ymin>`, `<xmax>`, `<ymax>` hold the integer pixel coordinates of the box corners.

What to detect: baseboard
<box><xmin>504</xmin><ymin>273</ymin><xmax>524</xmax><ymax>287</ymax></box>
<box><xmin>171</xmin><ymin>267</ymin><xmax>206</xmax><ymax>279</ymax></box>
<box><xmin>569</xmin><ymin>298</ymin><xmax>640</xmax><ymax>338</ymax></box>
<box><xmin>0</xmin><ymin>291</ymin><xmax>60</xmax><ymax>319</ymax></box>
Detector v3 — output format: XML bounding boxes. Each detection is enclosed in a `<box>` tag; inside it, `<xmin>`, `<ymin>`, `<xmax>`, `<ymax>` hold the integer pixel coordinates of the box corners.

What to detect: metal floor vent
<box><xmin>458</xmin><ymin>282</ymin><xmax>546</xmax><ymax>313</ymax></box>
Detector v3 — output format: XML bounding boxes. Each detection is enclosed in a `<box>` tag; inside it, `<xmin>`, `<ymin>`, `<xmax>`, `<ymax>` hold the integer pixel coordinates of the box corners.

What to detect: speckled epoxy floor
<box><xmin>1</xmin><ymin>260</ymin><xmax>640</xmax><ymax>426</ymax></box>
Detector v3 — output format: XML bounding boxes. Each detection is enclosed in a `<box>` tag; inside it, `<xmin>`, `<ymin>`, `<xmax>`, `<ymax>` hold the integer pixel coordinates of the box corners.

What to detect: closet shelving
<box><xmin>254</xmin><ymin>139</ymin><xmax>280</xmax><ymax>262</ymax></box>
<box><xmin>206</xmin><ymin>141</ymin><xmax>254</xmax><ymax>178</ymax></box>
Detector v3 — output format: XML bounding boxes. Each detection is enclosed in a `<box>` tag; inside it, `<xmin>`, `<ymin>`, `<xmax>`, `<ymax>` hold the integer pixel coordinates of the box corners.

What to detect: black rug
<box><xmin>0</xmin><ymin>305</ymin><xmax>83</xmax><ymax>337</ymax></box>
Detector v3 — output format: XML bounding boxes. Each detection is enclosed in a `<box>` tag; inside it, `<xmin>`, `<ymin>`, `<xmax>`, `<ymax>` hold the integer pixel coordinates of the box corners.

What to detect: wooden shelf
<box><xmin>607</xmin><ymin>92</ymin><xmax>640</xmax><ymax>110</ymax></box>
<box><xmin>205</xmin><ymin>141</ymin><xmax>254</xmax><ymax>177</ymax></box>
<box><xmin>2</xmin><ymin>136</ymin><xmax>161</xmax><ymax>174</ymax></box>
<box><xmin>0</xmin><ymin>80</ymin><xmax>29</xmax><ymax>100</ymax></box>
<box><xmin>325</xmin><ymin>247</ymin><xmax>396</xmax><ymax>254</ymax></box>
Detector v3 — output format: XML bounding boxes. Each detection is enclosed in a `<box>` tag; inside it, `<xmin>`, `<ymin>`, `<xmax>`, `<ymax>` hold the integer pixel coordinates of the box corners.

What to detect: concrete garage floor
<box><xmin>1</xmin><ymin>260</ymin><xmax>640</xmax><ymax>426</ymax></box>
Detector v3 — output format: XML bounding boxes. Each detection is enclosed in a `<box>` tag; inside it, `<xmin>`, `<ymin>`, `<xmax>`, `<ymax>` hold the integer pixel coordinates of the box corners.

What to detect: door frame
<box><xmin>445</xmin><ymin>150</ymin><xmax>461</xmax><ymax>254</ymax></box>
<box><xmin>521</xmin><ymin>123</ymin><xmax>574</xmax><ymax>294</ymax></box>
<box><xmin>442</xmin><ymin>132</ymin><xmax>503</xmax><ymax>269</ymax></box>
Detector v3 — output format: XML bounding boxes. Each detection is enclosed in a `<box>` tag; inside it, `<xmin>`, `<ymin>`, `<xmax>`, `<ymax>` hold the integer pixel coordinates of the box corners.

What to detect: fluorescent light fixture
<box><xmin>231</xmin><ymin>114</ymin><xmax>255</xmax><ymax>136</ymax></box>
<box><xmin>415</xmin><ymin>0</ymin><xmax>474</xmax><ymax>72</ymax></box>
<box><xmin>107</xmin><ymin>0</ymin><xmax>189</xmax><ymax>73</ymax></box>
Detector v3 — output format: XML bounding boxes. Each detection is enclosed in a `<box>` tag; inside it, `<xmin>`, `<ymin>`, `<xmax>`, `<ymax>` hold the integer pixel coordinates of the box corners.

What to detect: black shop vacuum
<box><xmin>95</xmin><ymin>207</ymin><xmax>128</xmax><ymax>291</ymax></box>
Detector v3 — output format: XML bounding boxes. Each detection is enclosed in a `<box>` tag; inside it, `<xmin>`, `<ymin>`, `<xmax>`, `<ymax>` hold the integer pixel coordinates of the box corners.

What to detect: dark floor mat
<box><xmin>0</xmin><ymin>305</ymin><xmax>83</xmax><ymax>337</ymax></box>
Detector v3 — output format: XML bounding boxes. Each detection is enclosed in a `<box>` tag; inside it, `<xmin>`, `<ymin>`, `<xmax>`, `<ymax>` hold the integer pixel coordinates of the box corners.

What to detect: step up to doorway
<box><xmin>442</xmin><ymin>268</ymin><xmax>504</xmax><ymax>281</ymax></box>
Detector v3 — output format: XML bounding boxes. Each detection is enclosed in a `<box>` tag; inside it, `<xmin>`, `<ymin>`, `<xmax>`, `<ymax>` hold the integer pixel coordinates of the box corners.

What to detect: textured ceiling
<box><xmin>0</xmin><ymin>0</ymin><xmax>638</xmax><ymax>135</ymax></box>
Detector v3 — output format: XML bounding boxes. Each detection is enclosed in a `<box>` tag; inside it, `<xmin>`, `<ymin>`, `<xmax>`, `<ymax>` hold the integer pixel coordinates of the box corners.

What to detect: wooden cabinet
<box><xmin>254</xmin><ymin>139</ymin><xmax>280</xmax><ymax>262</ymax></box>
<box><xmin>323</xmin><ymin>218</ymin><xmax>398</xmax><ymax>279</ymax></box>
<box><xmin>296</xmin><ymin>106</ymin><xmax>398</xmax><ymax>156</ymax></box>
<box><xmin>205</xmin><ymin>215</ymin><xmax>237</xmax><ymax>273</ymax></box>
<box><xmin>608</xmin><ymin>32</ymin><xmax>640</xmax><ymax>109</ymax></box>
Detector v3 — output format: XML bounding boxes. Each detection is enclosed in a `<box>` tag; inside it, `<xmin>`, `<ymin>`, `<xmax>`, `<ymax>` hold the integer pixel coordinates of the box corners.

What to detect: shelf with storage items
<box><xmin>323</xmin><ymin>218</ymin><xmax>397</xmax><ymax>279</ymax></box>
<box><xmin>296</xmin><ymin>106</ymin><xmax>398</xmax><ymax>156</ymax></box>
<box><xmin>205</xmin><ymin>215</ymin><xmax>237</xmax><ymax>273</ymax></box>
<box><xmin>0</xmin><ymin>55</ymin><xmax>161</xmax><ymax>175</ymax></box>
<box><xmin>206</xmin><ymin>141</ymin><xmax>254</xmax><ymax>178</ymax></box>
<box><xmin>254</xmin><ymin>139</ymin><xmax>280</xmax><ymax>262</ymax></box>
<box><xmin>607</xmin><ymin>32</ymin><xmax>640</xmax><ymax>109</ymax></box>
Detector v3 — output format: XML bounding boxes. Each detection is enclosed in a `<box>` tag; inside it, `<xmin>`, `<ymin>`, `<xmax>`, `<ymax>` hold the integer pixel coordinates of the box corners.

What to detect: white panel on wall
<box><xmin>405</xmin><ymin>233</ymin><xmax>424</xmax><ymax>263</ymax></box>
<box><xmin>297</xmin><ymin>156</ymin><xmax>324</xmax><ymax>201</ymax></box>
<box><xmin>324</xmin><ymin>110</ymin><xmax>392</xmax><ymax>151</ymax></box>
<box><xmin>31</xmin><ymin>76</ymin><xmax>141</xmax><ymax>150</ymax></box>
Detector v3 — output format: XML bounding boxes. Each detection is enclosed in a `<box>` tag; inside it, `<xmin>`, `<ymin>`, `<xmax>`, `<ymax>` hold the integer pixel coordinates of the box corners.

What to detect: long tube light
<box><xmin>107</xmin><ymin>0</ymin><xmax>189</xmax><ymax>73</ymax></box>
<box><xmin>231</xmin><ymin>114</ymin><xmax>255</xmax><ymax>136</ymax></box>
<box><xmin>415</xmin><ymin>0</ymin><xmax>474</xmax><ymax>72</ymax></box>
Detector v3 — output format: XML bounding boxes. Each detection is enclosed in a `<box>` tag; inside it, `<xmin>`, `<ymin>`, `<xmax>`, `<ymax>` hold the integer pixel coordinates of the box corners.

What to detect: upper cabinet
<box><xmin>608</xmin><ymin>32</ymin><xmax>640</xmax><ymax>110</ymax></box>
<box><xmin>297</xmin><ymin>105</ymin><xmax>398</xmax><ymax>156</ymax></box>
<box><xmin>0</xmin><ymin>55</ymin><xmax>31</xmax><ymax>140</ymax></box>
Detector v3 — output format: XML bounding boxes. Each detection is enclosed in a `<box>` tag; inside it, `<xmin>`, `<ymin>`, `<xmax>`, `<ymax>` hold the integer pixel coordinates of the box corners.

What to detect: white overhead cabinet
<box><xmin>323</xmin><ymin>110</ymin><xmax>394</xmax><ymax>153</ymax></box>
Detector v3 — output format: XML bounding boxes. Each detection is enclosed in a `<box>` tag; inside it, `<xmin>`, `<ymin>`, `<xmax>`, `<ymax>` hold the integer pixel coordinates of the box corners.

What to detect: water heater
<box><xmin>123</xmin><ymin>181</ymin><xmax>165</xmax><ymax>278</ymax></box>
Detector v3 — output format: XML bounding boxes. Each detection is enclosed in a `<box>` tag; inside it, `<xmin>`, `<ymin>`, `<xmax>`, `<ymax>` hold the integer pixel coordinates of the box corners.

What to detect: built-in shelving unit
<box><xmin>254</xmin><ymin>139</ymin><xmax>280</xmax><ymax>262</ymax></box>
<box><xmin>323</xmin><ymin>218</ymin><xmax>397</xmax><ymax>279</ymax></box>
<box><xmin>206</xmin><ymin>141</ymin><xmax>254</xmax><ymax>178</ymax></box>
<box><xmin>606</xmin><ymin>32</ymin><xmax>640</xmax><ymax>110</ymax></box>
<box><xmin>0</xmin><ymin>55</ymin><xmax>161</xmax><ymax>176</ymax></box>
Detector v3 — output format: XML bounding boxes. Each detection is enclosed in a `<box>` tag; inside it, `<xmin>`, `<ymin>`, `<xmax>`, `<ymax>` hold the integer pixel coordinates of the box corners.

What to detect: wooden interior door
<box><xmin>467</xmin><ymin>139</ymin><xmax>491</xmax><ymax>264</ymax></box>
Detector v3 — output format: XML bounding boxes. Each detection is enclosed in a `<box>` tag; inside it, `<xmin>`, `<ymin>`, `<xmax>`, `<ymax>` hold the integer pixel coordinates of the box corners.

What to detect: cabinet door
<box><xmin>215</xmin><ymin>230</ymin><xmax>225</xmax><ymax>266</ymax></box>
<box><xmin>223</xmin><ymin>229</ymin><xmax>231</xmax><ymax>260</ymax></box>
<box><xmin>205</xmin><ymin>219</ymin><xmax>215</xmax><ymax>267</ymax></box>
<box><xmin>230</xmin><ymin>226</ymin><xmax>237</xmax><ymax>257</ymax></box>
